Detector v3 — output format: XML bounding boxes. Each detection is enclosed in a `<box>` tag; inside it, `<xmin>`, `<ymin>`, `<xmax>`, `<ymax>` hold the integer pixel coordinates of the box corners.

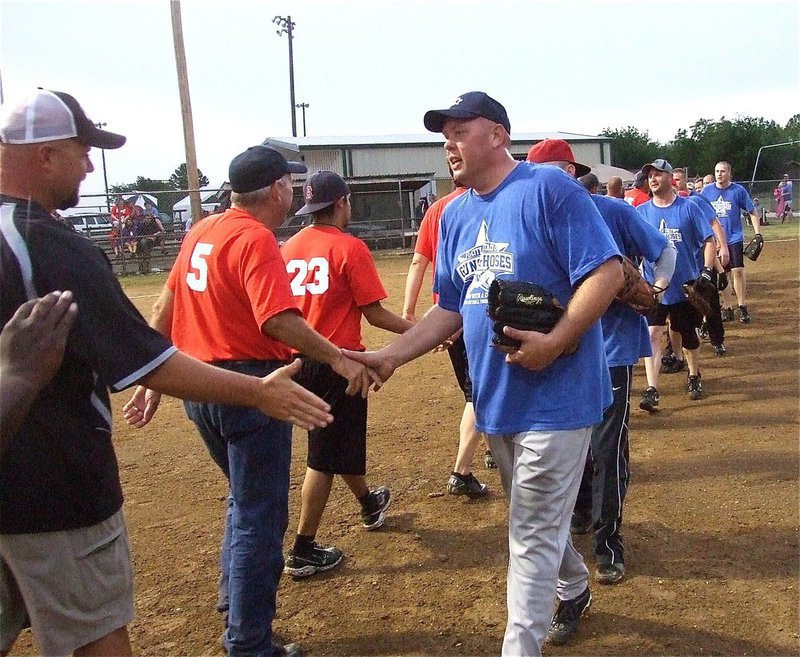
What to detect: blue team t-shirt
<box><xmin>700</xmin><ymin>182</ymin><xmax>754</xmax><ymax>245</ymax></box>
<box><xmin>434</xmin><ymin>163</ymin><xmax>620</xmax><ymax>434</ymax></box>
<box><xmin>686</xmin><ymin>193</ymin><xmax>719</xmax><ymax>263</ymax></box>
<box><xmin>591</xmin><ymin>195</ymin><xmax>669</xmax><ymax>367</ymax></box>
<box><xmin>637</xmin><ymin>195</ymin><xmax>713</xmax><ymax>305</ymax></box>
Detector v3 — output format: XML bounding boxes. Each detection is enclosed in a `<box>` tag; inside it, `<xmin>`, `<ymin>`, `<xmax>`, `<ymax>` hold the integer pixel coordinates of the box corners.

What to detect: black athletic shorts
<box><xmin>647</xmin><ymin>300</ymin><xmax>701</xmax><ymax>350</ymax></box>
<box><xmin>294</xmin><ymin>356</ymin><xmax>367</xmax><ymax>476</ymax></box>
<box><xmin>724</xmin><ymin>241</ymin><xmax>744</xmax><ymax>271</ymax></box>
<box><xmin>446</xmin><ymin>333</ymin><xmax>473</xmax><ymax>402</ymax></box>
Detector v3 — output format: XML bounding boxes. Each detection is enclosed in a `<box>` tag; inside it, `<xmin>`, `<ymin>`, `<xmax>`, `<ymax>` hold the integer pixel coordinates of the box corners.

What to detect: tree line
<box><xmin>602</xmin><ymin>113</ymin><xmax>800</xmax><ymax>182</ymax></box>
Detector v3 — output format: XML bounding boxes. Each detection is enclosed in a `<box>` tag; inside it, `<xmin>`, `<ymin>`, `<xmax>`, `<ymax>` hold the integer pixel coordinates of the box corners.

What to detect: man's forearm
<box><xmin>139</xmin><ymin>351</ymin><xmax>259</xmax><ymax>407</ymax></box>
<box><xmin>381</xmin><ymin>305</ymin><xmax>462</xmax><ymax>368</ymax></box>
<box><xmin>551</xmin><ymin>259</ymin><xmax>623</xmax><ymax>349</ymax></box>
<box><xmin>0</xmin><ymin>376</ymin><xmax>41</xmax><ymax>461</ymax></box>
<box><xmin>263</xmin><ymin>312</ymin><xmax>342</xmax><ymax>365</ymax></box>
<box><xmin>402</xmin><ymin>255</ymin><xmax>430</xmax><ymax>318</ymax></box>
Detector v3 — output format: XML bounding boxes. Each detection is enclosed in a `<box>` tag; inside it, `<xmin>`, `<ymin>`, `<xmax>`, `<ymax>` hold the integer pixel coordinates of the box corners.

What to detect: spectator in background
<box><xmin>672</xmin><ymin>168</ymin><xmax>691</xmax><ymax>197</ymax></box>
<box><xmin>779</xmin><ymin>173</ymin><xmax>793</xmax><ymax>222</ymax></box>
<box><xmin>144</xmin><ymin>200</ymin><xmax>159</xmax><ymax>219</ymax></box>
<box><xmin>110</xmin><ymin>196</ymin><xmax>132</xmax><ymax>258</ymax></box>
<box><xmin>694</xmin><ymin>177</ymin><xmax>705</xmax><ymax>193</ymax></box>
<box><xmin>606</xmin><ymin>176</ymin><xmax>624</xmax><ymax>199</ymax></box>
<box><xmin>624</xmin><ymin>170</ymin><xmax>650</xmax><ymax>206</ymax></box>
<box><xmin>136</xmin><ymin>212</ymin><xmax>166</xmax><ymax>274</ymax></box>
<box><xmin>579</xmin><ymin>172</ymin><xmax>599</xmax><ymax>194</ymax></box>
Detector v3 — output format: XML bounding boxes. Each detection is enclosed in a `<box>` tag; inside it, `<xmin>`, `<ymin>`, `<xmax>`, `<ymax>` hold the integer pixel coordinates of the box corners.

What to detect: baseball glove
<box><xmin>743</xmin><ymin>234</ymin><xmax>764</xmax><ymax>261</ymax></box>
<box><xmin>486</xmin><ymin>279</ymin><xmax>576</xmax><ymax>354</ymax></box>
<box><xmin>682</xmin><ymin>275</ymin><xmax>716</xmax><ymax>318</ymax></box>
<box><xmin>616</xmin><ymin>256</ymin><xmax>658</xmax><ymax>315</ymax></box>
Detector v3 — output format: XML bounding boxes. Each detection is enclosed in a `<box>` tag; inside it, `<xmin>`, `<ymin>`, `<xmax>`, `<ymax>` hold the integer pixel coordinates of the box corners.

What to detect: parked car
<box><xmin>67</xmin><ymin>213</ymin><xmax>113</xmax><ymax>239</ymax></box>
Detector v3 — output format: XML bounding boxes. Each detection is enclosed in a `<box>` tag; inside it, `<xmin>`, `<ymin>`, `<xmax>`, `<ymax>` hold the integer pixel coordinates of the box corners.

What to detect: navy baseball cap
<box><xmin>423</xmin><ymin>91</ymin><xmax>510</xmax><ymax>134</ymax></box>
<box><xmin>642</xmin><ymin>159</ymin><xmax>674</xmax><ymax>176</ymax></box>
<box><xmin>295</xmin><ymin>170</ymin><xmax>350</xmax><ymax>216</ymax></box>
<box><xmin>633</xmin><ymin>170</ymin><xmax>647</xmax><ymax>187</ymax></box>
<box><xmin>228</xmin><ymin>145</ymin><xmax>307</xmax><ymax>193</ymax></box>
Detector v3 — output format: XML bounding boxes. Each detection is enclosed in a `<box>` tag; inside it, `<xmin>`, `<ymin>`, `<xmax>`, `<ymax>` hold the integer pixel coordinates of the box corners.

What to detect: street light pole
<box><xmin>94</xmin><ymin>122</ymin><xmax>111</xmax><ymax>212</ymax></box>
<box><xmin>295</xmin><ymin>102</ymin><xmax>309</xmax><ymax>137</ymax></box>
<box><xmin>273</xmin><ymin>15</ymin><xmax>297</xmax><ymax>137</ymax></box>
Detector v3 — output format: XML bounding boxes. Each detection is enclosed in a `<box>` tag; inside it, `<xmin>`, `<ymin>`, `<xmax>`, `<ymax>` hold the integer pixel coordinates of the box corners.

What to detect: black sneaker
<box><xmin>570</xmin><ymin>507</ymin><xmax>592</xmax><ymax>535</ymax></box>
<box><xmin>687</xmin><ymin>373</ymin><xmax>703</xmax><ymax>400</ymax></box>
<box><xmin>596</xmin><ymin>562</ymin><xmax>625</xmax><ymax>585</ymax></box>
<box><xmin>361</xmin><ymin>486</ymin><xmax>391</xmax><ymax>530</ymax></box>
<box><xmin>284</xmin><ymin>543</ymin><xmax>343</xmax><ymax>578</ymax></box>
<box><xmin>721</xmin><ymin>307</ymin><xmax>735</xmax><ymax>322</ymax></box>
<box><xmin>547</xmin><ymin>587</ymin><xmax>592</xmax><ymax>646</ymax></box>
<box><xmin>484</xmin><ymin>449</ymin><xmax>497</xmax><ymax>469</ymax></box>
<box><xmin>661</xmin><ymin>354</ymin><xmax>686</xmax><ymax>374</ymax></box>
<box><xmin>639</xmin><ymin>386</ymin><xmax>659</xmax><ymax>412</ymax></box>
<box><xmin>739</xmin><ymin>305</ymin><xmax>751</xmax><ymax>323</ymax></box>
<box><xmin>713</xmin><ymin>343</ymin><xmax>727</xmax><ymax>357</ymax></box>
<box><xmin>698</xmin><ymin>321</ymin><xmax>709</xmax><ymax>340</ymax></box>
<box><xmin>660</xmin><ymin>343</ymin><xmax>674</xmax><ymax>365</ymax></box>
<box><xmin>447</xmin><ymin>472</ymin><xmax>488</xmax><ymax>498</ymax></box>
<box><xmin>274</xmin><ymin>644</ymin><xmax>303</xmax><ymax>657</ymax></box>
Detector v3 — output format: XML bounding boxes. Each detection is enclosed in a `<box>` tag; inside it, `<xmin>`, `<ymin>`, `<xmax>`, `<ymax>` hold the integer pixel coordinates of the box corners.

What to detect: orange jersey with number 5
<box><xmin>167</xmin><ymin>209</ymin><xmax>300</xmax><ymax>362</ymax></box>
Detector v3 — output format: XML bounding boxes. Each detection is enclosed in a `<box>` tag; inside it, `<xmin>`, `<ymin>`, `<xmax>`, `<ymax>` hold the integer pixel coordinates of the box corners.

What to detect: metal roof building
<box><xmin>261</xmin><ymin>132</ymin><xmax>617</xmax><ymax>248</ymax></box>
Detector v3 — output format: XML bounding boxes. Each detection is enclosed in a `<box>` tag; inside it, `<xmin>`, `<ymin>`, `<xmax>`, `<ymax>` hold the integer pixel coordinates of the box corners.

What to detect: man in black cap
<box><xmin>127</xmin><ymin>149</ymin><xmax>378</xmax><ymax>657</ymax></box>
<box><xmin>0</xmin><ymin>91</ymin><xmax>332</xmax><ymax>656</ymax></box>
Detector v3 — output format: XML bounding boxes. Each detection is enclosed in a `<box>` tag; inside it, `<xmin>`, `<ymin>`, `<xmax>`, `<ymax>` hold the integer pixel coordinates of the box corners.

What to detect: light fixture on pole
<box><xmin>94</xmin><ymin>122</ymin><xmax>111</xmax><ymax>212</ymax></box>
<box><xmin>273</xmin><ymin>15</ymin><xmax>297</xmax><ymax>138</ymax></box>
<box><xmin>295</xmin><ymin>102</ymin><xmax>309</xmax><ymax>137</ymax></box>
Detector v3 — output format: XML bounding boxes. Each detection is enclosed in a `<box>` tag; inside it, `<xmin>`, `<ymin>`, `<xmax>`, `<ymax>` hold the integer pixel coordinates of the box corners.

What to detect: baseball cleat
<box><xmin>687</xmin><ymin>374</ymin><xmax>703</xmax><ymax>400</ymax></box>
<box><xmin>738</xmin><ymin>305</ymin><xmax>751</xmax><ymax>323</ymax></box>
<box><xmin>547</xmin><ymin>587</ymin><xmax>591</xmax><ymax>646</ymax></box>
<box><xmin>361</xmin><ymin>486</ymin><xmax>391</xmax><ymax>530</ymax></box>
<box><xmin>447</xmin><ymin>472</ymin><xmax>488</xmax><ymax>498</ymax></box>
<box><xmin>639</xmin><ymin>387</ymin><xmax>660</xmax><ymax>412</ymax></box>
<box><xmin>596</xmin><ymin>562</ymin><xmax>625</xmax><ymax>585</ymax></box>
<box><xmin>284</xmin><ymin>543</ymin><xmax>343</xmax><ymax>578</ymax></box>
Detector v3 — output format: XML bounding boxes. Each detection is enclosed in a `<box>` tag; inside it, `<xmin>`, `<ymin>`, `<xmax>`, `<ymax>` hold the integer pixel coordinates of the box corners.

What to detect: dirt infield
<box><xmin>13</xmin><ymin>238</ymin><xmax>799</xmax><ymax>656</ymax></box>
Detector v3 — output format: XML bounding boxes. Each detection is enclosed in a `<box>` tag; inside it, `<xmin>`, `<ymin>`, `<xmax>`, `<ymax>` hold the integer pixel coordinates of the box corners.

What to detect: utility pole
<box><xmin>273</xmin><ymin>15</ymin><xmax>297</xmax><ymax>137</ymax></box>
<box><xmin>94</xmin><ymin>122</ymin><xmax>111</xmax><ymax>212</ymax></box>
<box><xmin>295</xmin><ymin>102</ymin><xmax>309</xmax><ymax>137</ymax></box>
<box><xmin>171</xmin><ymin>0</ymin><xmax>202</xmax><ymax>225</ymax></box>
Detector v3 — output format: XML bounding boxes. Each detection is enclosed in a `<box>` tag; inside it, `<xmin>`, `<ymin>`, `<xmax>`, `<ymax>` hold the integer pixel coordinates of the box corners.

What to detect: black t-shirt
<box><xmin>0</xmin><ymin>196</ymin><xmax>176</xmax><ymax>533</ymax></box>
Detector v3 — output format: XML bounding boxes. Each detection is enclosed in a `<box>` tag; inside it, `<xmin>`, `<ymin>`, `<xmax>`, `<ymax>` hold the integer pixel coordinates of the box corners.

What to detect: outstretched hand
<box><xmin>257</xmin><ymin>359</ymin><xmax>333</xmax><ymax>429</ymax></box>
<box><xmin>123</xmin><ymin>386</ymin><xmax>162</xmax><ymax>428</ymax></box>
<box><xmin>341</xmin><ymin>349</ymin><xmax>395</xmax><ymax>390</ymax></box>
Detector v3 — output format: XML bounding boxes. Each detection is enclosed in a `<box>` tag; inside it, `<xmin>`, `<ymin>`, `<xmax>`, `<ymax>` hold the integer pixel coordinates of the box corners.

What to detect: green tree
<box><xmin>169</xmin><ymin>163</ymin><xmax>210</xmax><ymax>191</ymax></box>
<box><xmin>600</xmin><ymin>127</ymin><xmax>662</xmax><ymax>171</ymax></box>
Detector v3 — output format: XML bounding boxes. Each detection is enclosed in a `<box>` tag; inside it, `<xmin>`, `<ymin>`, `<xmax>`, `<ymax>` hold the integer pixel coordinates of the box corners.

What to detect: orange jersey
<box><xmin>167</xmin><ymin>208</ymin><xmax>300</xmax><ymax>363</ymax></box>
<box><xmin>415</xmin><ymin>187</ymin><xmax>467</xmax><ymax>302</ymax></box>
<box><xmin>624</xmin><ymin>188</ymin><xmax>650</xmax><ymax>207</ymax></box>
<box><xmin>281</xmin><ymin>224</ymin><xmax>386</xmax><ymax>351</ymax></box>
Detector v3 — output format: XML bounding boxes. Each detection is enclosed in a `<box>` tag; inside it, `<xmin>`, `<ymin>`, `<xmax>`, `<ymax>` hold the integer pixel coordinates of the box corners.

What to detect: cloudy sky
<box><xmin>2</xmin><ymin>0</ymin><xmax>798</xmax><ymax>200</ymax></box>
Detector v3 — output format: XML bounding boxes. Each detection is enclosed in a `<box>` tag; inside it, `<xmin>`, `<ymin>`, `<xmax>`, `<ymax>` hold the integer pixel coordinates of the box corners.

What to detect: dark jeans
<box><xmin>184</xmin><ymin>360</ymin><xmax>291</xmax><ymax>657</ymax></box>
<box><xmin>574</xmin><ymin>365</ymin><xmax>632</xmax><ymax>566</ymax></box>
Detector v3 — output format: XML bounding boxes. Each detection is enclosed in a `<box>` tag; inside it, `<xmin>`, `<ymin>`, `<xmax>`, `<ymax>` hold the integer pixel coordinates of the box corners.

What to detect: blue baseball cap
<box><xmin>423</xmin><ymin>91</ymin><xmax>510</xmax><ymax>134</ymax></box>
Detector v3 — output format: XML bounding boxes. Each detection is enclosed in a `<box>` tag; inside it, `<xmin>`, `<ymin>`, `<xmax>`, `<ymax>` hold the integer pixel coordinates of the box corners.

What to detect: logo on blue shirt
<box><xmin>455</xmin><ymin>222</ymin><xmax>515</xmax><ymax>303</ymax></box>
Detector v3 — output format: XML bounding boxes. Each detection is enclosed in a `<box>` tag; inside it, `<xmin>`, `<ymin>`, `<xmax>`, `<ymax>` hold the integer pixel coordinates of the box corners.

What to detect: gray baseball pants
<box><xmin>487</xmin><ymin>427</ymin><xmax>592</xmax><ymax>657</ymax></box>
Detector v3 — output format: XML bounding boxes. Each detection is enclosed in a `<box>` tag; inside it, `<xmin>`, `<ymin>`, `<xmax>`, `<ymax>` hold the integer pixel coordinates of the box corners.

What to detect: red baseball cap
<box><xmin>526</xmin><ymin>139</ymin><xmax>591</xmax><ymax>178</ymax></box>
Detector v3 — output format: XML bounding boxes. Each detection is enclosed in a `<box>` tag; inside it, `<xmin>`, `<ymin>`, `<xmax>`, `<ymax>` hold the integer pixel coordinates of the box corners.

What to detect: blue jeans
<box><xmin>184</xmin><ymin>360</ymin><xmax>291</xmax><ymax>657</ymax></box>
